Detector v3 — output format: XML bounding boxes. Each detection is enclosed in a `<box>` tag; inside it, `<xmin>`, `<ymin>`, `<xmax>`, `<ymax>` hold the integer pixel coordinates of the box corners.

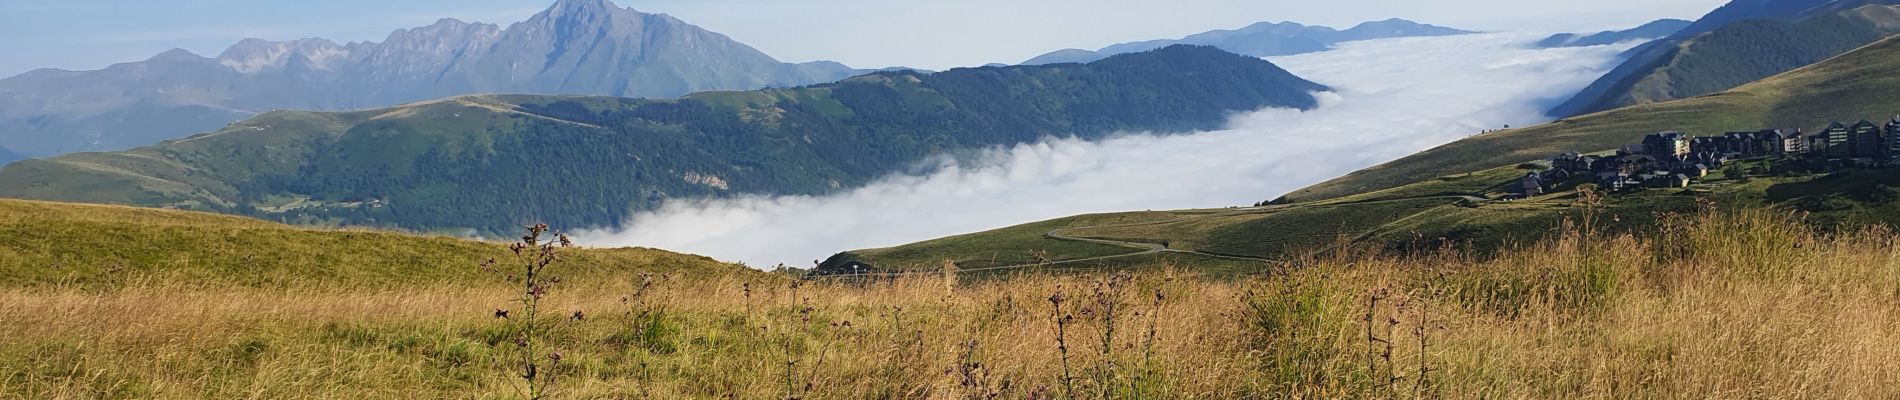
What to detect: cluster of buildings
<box><xmin>1516</xmin><ymin>117</ymin><xmax>1900</xmax><ymax>196</ymax></box>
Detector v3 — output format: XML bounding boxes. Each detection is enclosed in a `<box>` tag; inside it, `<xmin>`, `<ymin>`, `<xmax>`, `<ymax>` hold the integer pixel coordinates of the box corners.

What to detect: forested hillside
<box><xmin>1548</xmin><ymin>2</ymin><xmax>1900</xmax><ymax>117</ymax></box>
<box><xmin>0</xmin><ymin>45</ymin><xmax>1327</xmax><ymax>235</ymax></box>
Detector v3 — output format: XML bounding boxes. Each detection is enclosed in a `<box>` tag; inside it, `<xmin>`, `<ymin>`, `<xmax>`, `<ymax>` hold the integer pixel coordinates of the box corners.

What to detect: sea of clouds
<box><xmin>575</xmin><ymin>33</ymin><xmax>1640</xmax><ymax>268</ymax></box>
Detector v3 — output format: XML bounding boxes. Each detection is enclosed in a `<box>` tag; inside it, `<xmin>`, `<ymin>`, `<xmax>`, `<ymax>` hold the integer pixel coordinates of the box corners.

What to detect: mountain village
<box><xmin>1516</xmin><ymin>116</ymin><xmax>1900</xmax><ymax>197</ymax></box>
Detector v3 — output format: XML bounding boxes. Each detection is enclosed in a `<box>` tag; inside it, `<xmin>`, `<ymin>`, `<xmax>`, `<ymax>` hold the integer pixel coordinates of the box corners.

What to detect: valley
<box><xmin>836</xmin><ymin>31</ymin><xmax>1900</xmax><ymax>277</ymax></box>
<box><xmin>582</xmin><ymin>32</ymin><xmax>1636</xmax><ymax>268</ymax></box>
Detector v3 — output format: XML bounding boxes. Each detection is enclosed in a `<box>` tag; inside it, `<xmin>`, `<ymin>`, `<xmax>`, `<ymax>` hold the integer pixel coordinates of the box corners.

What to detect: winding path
<box><xmin>822</xmin><ymin>193</ymin><xmax>1487</xmax><ymax>277</ymax></box>
<box><xmin>827</xmin><ymin>208</ymin><xmax>1283</xmax><ymax>278</ymax></box>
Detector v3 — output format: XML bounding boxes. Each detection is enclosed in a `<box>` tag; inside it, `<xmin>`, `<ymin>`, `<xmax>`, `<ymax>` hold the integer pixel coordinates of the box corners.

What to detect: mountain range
<box><xmin>1536</xmin><ymin>19</ymin><xmax>1692</xmax><ymax>48</ymax></box>
<box><xmin>0</xmin><ymin>0</ymin><xmax>865</xmax><ymax>159</ymax></box>
<box><xmin>1549</xmin><ymin>0</ymin><xmax>1900</xmax><ymax>117</ymax></box>
<box><xmin>0</xmin><ymin>45</ymin><xmax>1328</xmax><ymax>235</ymax></box>
<box><xmin>1019</xmin><ymin>18</ymin><xmax>1472</xmax><ymax>65</ymax></box>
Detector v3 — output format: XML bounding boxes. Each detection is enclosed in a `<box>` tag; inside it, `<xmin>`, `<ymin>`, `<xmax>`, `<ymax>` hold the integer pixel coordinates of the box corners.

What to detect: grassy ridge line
<box><xmin>834</xmin><ymin>211</ymin><xmax>1276</xmax><ymax>275</ymax></box>
<box><xmin>839</xmin><ymin>167</ymin><xmax>1523</xmax><ymax>273</ymax></box>
<box><xmin>1551</xmin><ymin>5</ymin><xmax>1900</xmax><ymax>117</ymax></box>
<box><xmin>0</xmin><ymin>199</ymin><xmax>753</xmax><ymax>287</ymax></box>
<box><xmin>1290</xmin><ymin>34</ymin><xmax>1900</xmax><ymax>203</ymax></box>
<box><xmin>848</xmin><ymin>153</ymin><xmax>1900</xmax><ymax>275</ymax></box>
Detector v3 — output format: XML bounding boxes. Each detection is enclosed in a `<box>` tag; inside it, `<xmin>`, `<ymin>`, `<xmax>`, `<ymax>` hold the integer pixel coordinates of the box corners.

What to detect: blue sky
<box><xmin>0</xmin><ymin>0</ymin><xmax>1727</xmax><ymax>77</ymax></box>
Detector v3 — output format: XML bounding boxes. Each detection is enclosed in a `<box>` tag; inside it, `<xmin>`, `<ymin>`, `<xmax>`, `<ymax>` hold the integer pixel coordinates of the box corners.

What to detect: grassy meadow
<box><xmin>837</xmin><ymin>157</ymin><xmax>1900</xmax><ymax>274</ymax></box>
<box><xmin>4</xmin><ymin>198</ymin><xmax>1900</xmax><ymax>398</ymax></box>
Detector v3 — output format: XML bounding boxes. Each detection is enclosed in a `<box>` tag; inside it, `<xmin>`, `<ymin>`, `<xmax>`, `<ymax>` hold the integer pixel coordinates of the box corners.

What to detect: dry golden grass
<box><xmin>3</xmin><ymin>207</ymin><xmax>1899</xmax><ymax>399</ymax></box>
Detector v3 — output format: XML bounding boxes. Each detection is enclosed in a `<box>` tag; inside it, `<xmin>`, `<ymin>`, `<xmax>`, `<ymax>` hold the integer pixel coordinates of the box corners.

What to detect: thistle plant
<box><xmin>624</xmin><ymin>273</ymin><xmax>661</xmax><ymax>333</ymax></box>
<box><xmin>1048</xmin><ymin>290</ymin><xmax>1077</xmax><ymax>400</ymax></box>
<box><xmin>1088</xmin><ymin>273</ymin><xmax>1132</xmax><ymax>399</ymax></box>
<box><xmin>480</xmin><ymin>223</ymin><xmax>573</xmax><ymax>400</ymax></box>
<box><xmin>956</xmin><ymin>339</ymin><xmax>1009</xmax><ymax>399</ymax></box>
<box><xmin>1138</xmin><ymin>287</ymin><xmax>1165</xmax><ymax>390</ymax></box>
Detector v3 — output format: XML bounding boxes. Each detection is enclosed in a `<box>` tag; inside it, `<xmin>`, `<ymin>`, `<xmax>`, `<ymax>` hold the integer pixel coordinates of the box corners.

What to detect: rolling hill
<box><xmin>0</xmin><ymin>0</ymin><xmax>865</xmax><ymax>159</ymax></box>
<box><xmin>1548</xmin><ymin>0</ymin><xmax>1900</xmax><ymax>117</ymax></box>
<box><xmin>1020</xmin><ymin>18</ymin><xmax>1471</xmax><ymax>65</ymax></box>
<box><xmin>1536</xmin><ymin>19</ymin><xmax>1690</xmax><ymax>48</ymax></box>
<box><xmin>0</xmin><ymin>198</ymin><xmax>752</xmax><ymax>287</ymax></box>
<box><xmin>0</xmin><ymin>45</ymin><xmax>1328</xmax><ymax>236</ymax></box>
<box><xmin>829</xmin><ymin>155</ymin><xmax>1900</xmax><ymax>274</ymax></box>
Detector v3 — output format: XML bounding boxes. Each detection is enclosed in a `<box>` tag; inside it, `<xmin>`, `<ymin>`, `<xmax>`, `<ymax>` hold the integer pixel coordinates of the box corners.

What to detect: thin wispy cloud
<box><xmin>397</xmin><ymin>7</ymin><xmax>547</xmax><ymax>26</ymax></box>
<box><xmin>78</xmin><ymin>6</ymin><xmax>538</xmax><ymax>47</ymax></box>
<box><xmin>78</xmin><ymin>27</ymin><xmax>313</xmax><ymax>45</ymax></box>
<box><xmin>575</xmin><ymin>33</ymin><xmax>1638</xmax><ymax>268</ymax></box>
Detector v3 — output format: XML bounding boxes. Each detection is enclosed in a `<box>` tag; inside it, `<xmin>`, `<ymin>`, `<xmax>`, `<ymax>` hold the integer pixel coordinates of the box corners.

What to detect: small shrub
<box><xmin>320</xmin><ymin>322</ymin><xmax>381</xmax><ymax>347</ymax></box>
<box><xmin>604</xmin><ymin>313</ymin><xmax>679</xmax><ymax>354</ymax></box>
<box><xmin>1796</xmin><ymin>193</ymin><xmax>1854</xmax><ymax>212</ymax></box>
<box><xmin>1860</xmin><ymin>184</ymin><xmax>1900</xmax><ymax>203</ymax></box>
<box><xmin>222</xmin><ymin>337</ymin><xmax>273</xmax><ymax>367</ymax></box>
<box><xmin>1243</xmin><ymin>277</ymin><xmax>1345</xmax><ymax>392</ymax></box>
<box><xmin>432</xmin><ymin>339</ymin><xmax>490</xmax><ymax>369</ymax></box>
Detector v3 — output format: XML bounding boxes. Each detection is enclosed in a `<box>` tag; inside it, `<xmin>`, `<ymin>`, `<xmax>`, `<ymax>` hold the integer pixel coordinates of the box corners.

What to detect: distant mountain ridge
<box><xmin>0</xmin><ymin>45</ymin><xmax>1329</xmax><ymax>235</ymax></box>
<box><xmin>0</xmin><ymin>0</ymin><xmax>865</xmax><ymax>158</ymax></box>
<box><xmin>1020</xmin><ymin>18</ymin><xmax>1473</xmax><ymax>65</ymax></box>
<box><xmin>1537</xmin><ymin>19</ymin><xmax>1692</xmax><ymax>48</ymax></box>
<box><xmin>1548</xmin><ymin>0</ymin><xmax>1900</xmax><ymax>117</ymax></box>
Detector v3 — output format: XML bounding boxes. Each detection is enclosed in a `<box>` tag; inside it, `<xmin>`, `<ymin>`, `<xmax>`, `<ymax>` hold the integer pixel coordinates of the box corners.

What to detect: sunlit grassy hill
<box><xmin>0</xmin><ymin>198</ymin><xmax>753</xmax><ymax>287</ymax></box>
<box><xmin>1550</xmin><ymin>4</ymin><xmax>1900</xmax><ymax>117</ymax></box>
<box><xmin>830</xmin><ymin>156</ymin><xmax>1900</xmax><ymax>273</ymax></box>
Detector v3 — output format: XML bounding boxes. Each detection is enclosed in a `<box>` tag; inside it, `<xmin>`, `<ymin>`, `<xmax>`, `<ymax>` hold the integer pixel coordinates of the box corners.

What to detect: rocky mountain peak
<box><xmin>379</xmin><ymin>18</ymin><xmax>501</xmax><ymax>51</ymax></box>
<box><xmin>548</xmin><ymin>0</ymin><xmax>620</xmax><ymax>13</ymax></box>
<box><xmin>1342</xmin><ymin>18</ymin><xmax>1472</xmax><ymax>37</ymax></box>
<box><xmin>216</xmin><ymin>37</ymin><xmax>349</xmax><ymax>73</ymax></box>
<box><xmin>0</xmin><ymin>0</ymin><xmax>866</xmax><ymax>158</ymax></box>
<box><xmin>148</xmin><ymin>48</ymin><xmax>207</xmax><ymax>62</ymax></box>
<box><xmin>1236</xmin><ymin>21</ymin><xmax>1319</xmax><ymax>33</ymax></box>
<box><xmin>541</xmin><ymin>0</ymin><xmax>637</xmax><ymax>23</ymax></box>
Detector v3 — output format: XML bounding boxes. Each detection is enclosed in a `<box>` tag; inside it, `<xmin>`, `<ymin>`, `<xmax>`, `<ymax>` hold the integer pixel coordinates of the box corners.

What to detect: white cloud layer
<box><xmin>574</xmin><ymin>33</ymin><xmax>1636</xmax><ymax>268</ymax></box>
